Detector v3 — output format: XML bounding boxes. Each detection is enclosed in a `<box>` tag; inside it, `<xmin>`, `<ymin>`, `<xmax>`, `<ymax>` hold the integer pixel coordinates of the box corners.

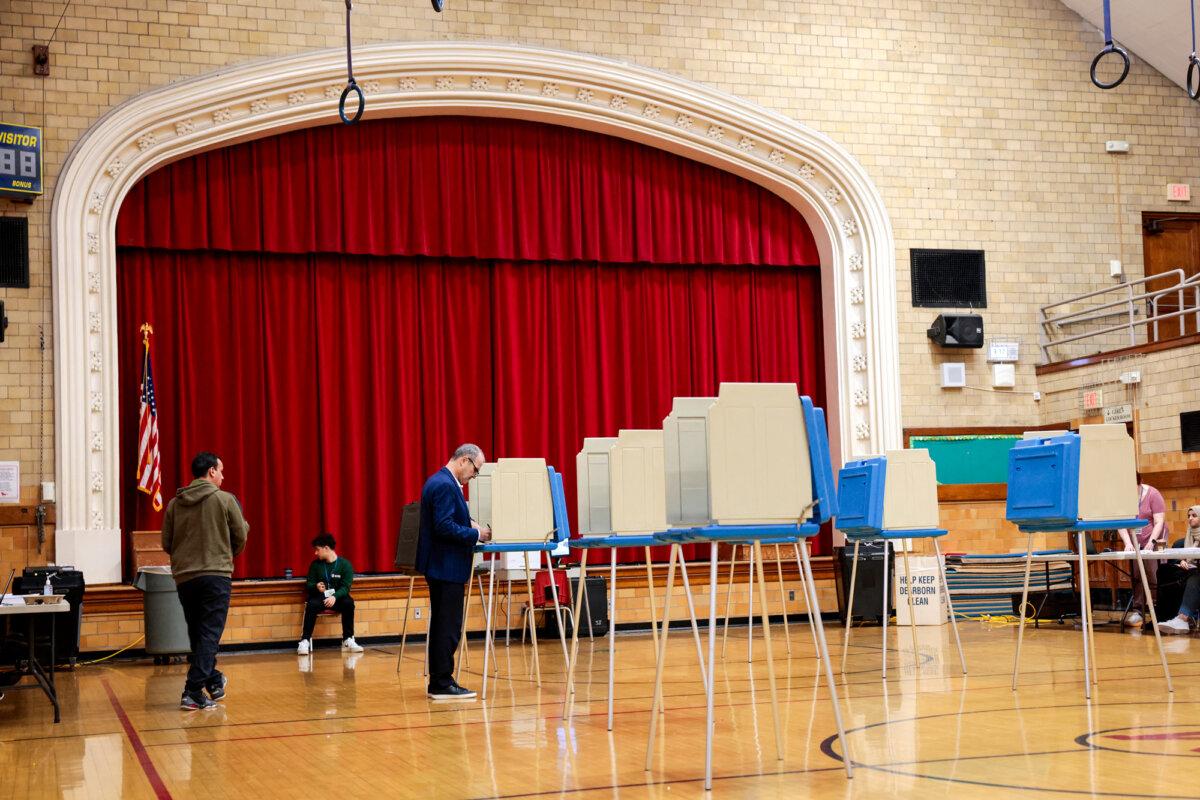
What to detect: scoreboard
<box><xmin>0</xmin><ymin>123</ymin><xmax>42</xmax><ymax>199</ymax></box>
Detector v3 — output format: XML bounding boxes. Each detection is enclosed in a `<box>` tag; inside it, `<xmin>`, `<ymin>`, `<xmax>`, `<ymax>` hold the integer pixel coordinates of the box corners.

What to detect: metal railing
<box><xmin>1039</xmin><ymin>269</ymin><xmax>1200</xmax><ymax>363</ymax></box>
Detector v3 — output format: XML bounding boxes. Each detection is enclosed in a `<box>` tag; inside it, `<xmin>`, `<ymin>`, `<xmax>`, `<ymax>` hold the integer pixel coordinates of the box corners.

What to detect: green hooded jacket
<box><xmin>161</xmin><ymin>479</ymin><xmax>250</xmax><ymax>585</ymax></box>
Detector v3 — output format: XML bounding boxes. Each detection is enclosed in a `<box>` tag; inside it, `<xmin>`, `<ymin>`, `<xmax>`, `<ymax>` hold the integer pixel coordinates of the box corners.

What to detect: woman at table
<box><xmin>1119</xmin><ymin>481</ymin><xmax>1169</xmax><ymax>629</ymax></box>
<box><xmin>1156</xmin><ymin>505</ymin><xmax>1200</xmax><ymax>635</ymax></box>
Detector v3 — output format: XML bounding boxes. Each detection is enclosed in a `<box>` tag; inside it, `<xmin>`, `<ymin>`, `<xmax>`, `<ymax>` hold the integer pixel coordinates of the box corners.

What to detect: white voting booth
<box><xmin>645</xmin><ymin>383</ymin><xmax>852</xmax><ymax>787</ymax></box>
<box><xmin>464</xmin><ymin>458</ymin><xmax>570</xmax><ymax>694</ymax></box>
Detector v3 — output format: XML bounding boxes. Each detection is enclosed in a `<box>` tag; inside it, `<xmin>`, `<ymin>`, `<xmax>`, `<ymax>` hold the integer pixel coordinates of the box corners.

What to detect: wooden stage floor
<box><xmin>1</xmin><ymin>620</ymin><xmax>1197</xmax><ymax>799</ymax></box>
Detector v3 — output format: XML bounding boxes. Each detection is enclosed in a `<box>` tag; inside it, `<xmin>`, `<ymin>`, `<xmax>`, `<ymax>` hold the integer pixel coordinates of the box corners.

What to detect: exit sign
<box><xmin>1082</xmin><ymin>388</ymin><xmax>1104</xmax><ymax>411</ymax></box>
<box><xmin>1168</xmin><ymin>183</ymin><xmax>1191</xmax><ymax>202</ymax></box>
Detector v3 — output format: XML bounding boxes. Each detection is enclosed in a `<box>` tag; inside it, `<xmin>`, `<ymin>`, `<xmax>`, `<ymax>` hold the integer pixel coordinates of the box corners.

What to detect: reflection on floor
<box><xmin>1</xmin><ymin>619</ymin><xmax>1196</xmax><ymax>799</ymax></box>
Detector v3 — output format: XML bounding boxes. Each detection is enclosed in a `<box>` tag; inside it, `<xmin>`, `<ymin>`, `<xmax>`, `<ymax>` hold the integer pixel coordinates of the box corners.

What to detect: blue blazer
<box><xmin>416</xmin><ymin>467</ymin><xmax>479</xmax><ymax>584</ymax></box>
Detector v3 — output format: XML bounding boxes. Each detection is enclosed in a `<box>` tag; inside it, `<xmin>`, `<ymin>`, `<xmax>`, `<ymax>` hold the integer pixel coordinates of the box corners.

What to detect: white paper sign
<box><xmin>0</xmin><ymin>461</ymin><xmax>19</xmax><ymax>504</ymax></box>
<box><xmin>1103</xmin><ymin>404</ymin><xmax>1133</xmax><ymax>424</ymax></box>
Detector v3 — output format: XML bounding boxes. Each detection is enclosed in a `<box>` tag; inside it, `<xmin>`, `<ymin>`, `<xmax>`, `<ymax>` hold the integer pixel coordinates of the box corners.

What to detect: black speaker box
<box><xmin>394</xmin><ymin>501</ymin><xmax>421</xmax><ymax>574</ymax></box>
<box><xmin>14</xmin><ymin>567</ymin><xmax>85</xmax><ymax>666</ymax></box>
<box><xmin>544</xmin><ymin>575</ymin><xmax>609</xmax><ymax>638</ymax></box>
<box><xmin>927</xmin><ymin>313</ymin><xmax>984</xmax><ymax>348</ymax></box>
<box><xmin>834</xmin><ymin>543</ymin><xmax>894</xmax><ymax>622</ymax></box>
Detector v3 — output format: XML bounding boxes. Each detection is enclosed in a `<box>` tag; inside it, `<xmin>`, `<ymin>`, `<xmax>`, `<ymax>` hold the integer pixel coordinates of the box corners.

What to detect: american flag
<box><xmin>137</xmin><ymin>329</ymin><xmax>163</xmax><ymax>512</ymax></box>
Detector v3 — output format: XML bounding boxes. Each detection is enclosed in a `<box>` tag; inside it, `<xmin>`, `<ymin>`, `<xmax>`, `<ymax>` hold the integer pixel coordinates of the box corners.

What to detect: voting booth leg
<box><xmin>678</xmin><ymin>550</ymin><xmax>709</xmax><ymax>691</ymax></box>
<box><xmin>505</xmin><ymin>578</ymin><xmax>513</xmax><ymax>646</ymax></box>
<box><xmin>482</xmin><ymin>557</ymin><xmax>498</xmax><ymax>700</ymax></box>
<box><xmin>1011</xmin><ymin>533</ymin><xmax>1035</xmax><ymax>691</ymax></box>
<box><xmin>752</xmin><ymin>540</ymin><xmax>785</xmax><ymax>761</ymax></box>
<box><xmin>1075</xmin><ymin>534</ymin><xmax>1093</xmax><ymax>698</ymax></box>
<box><xmin>456</xmin><ymin>574</ymin><xmax>476</xmax><ymax>683</ymax></box>
<box><xmin>1132</xmin><ymin>545</ymin><xmax>1174</xmax><ymax>692</ymax></box>
<box><xmin>546</xmin><ymin>557</ymin><xmax>571</xmax><ymax>662</ymax></box>
<box><xmin>881</xmin><ymin>539</ymin><xmax>890</xmax><ymax>679</ymax></box>
<box><xmin>563</xmin><ymin>549</ymin><xmax>590</xmax><ymax>718</ymax></box>
<box><xmin>798</xmin><ymin>538</ymin><xmax>853</xmax><ymax>779</ymax></box>
<box><xmin>721</xmin><ymin>544</ymin><xmax>740</xmax><ymax>656</ymax></box>
<box><xmin>704</xmin><ymin>542</ymin><xmax>718</xmax><ymax>791</ymax></box>
<box><xmin>645</xmin><ymin>547</ymin><xmax>661</xmax><ymax>655</ymax></box>
<box><xmin>794</xmin><ymin>541</ymin><xmax>820</xmax><ymax>655</ymax></box>
<box><xmin>746</xmin><ymin>543</ymin><xmax>755</xmax><ymax>663</ymax></box>
<box><xmin>1078</xmin><ymin>534</ymin><xmax>1099</xmax><ymax>689</ymax></box>
<box><xmin>900</xmin><ymin>542</ymin><xmax>920</xmax><ymax>667</ymax></box>
<box><xmin>523</xmin><ymin>552</ymin><xmax>542</xmax><ymax>688</ymax></box>
<box><xmin>840</xmin><ymin>540</ymin><xmax>861</xmax><ymax>674</ymax></box>
<box><xmin>645</xmin><ymin>545</ymin><xmax>679</xmax><ymax>771</ymax></box>
<box><xmin>773</xmin><ymin>544</ymin><xmax>793</xmax><ymax>656</ymax></box>
<box><xmin>397</xmin><ymin>574</ymin><xmax>416</xmax><ymax>673</ymax></box>
<box><xmin>608</xmin><ymin>547</ymin><xmax>618</xmax><ymax>731</ymax></box>
<box><xmin>932</xmin><ymin>539</ymin><xmax>967</xmax><ymax>675</ymax></box>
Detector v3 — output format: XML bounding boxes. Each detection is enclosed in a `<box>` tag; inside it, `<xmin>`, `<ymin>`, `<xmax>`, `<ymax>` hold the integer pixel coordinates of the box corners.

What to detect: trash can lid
<box><xmin>133</xmin><ymin>565</ymin><xmax>175</xmax><ymax>591</ymax></box>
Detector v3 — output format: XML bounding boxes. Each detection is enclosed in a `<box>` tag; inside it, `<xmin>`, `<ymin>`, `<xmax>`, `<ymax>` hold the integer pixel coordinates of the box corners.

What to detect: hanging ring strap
<box><xmin>1189</xmin><ymin>0</ymin><xmax>1200</xmax><ymax>100</ymax></box>
<box><xmin>431</xmin><ymin>0</ymin><xmax>445</xmax><ymax>11</ymax></box>
<box><xmin>339</xmin><ymin>0</ymin><xmax>365</xmax><ymax>124</ymax></box>
<box><xmin>1090</xmin><ymin>0</ymin><xmax>1130</xmax><ymax>90</ymax></box>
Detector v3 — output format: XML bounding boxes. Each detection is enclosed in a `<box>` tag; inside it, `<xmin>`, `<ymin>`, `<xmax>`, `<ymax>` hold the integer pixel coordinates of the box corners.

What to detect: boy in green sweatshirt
<box><xmin>297</xmin><ymin>533</ymin><xmax>363</xmax><ymax>655</ymax></box>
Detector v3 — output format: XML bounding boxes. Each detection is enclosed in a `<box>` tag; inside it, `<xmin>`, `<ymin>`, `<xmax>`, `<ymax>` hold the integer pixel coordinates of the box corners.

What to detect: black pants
<box><xmin>426</xmin><ymin>578</ymin><xmax>465</xmax><ymax>690</ymax></box>
<box><xmin>176</xmin><ymin>575</ymin><xmax>232</xmax><ymax>695</ymax></box>
<box><xmin>301</xmin><ymin>595</ymin><xmax>355</xmax><ymax>640</ymax></box>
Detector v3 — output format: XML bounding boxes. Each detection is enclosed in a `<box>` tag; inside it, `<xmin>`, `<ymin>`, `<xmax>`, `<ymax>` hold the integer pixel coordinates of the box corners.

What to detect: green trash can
<box><xmin>134</xmin><ymin>566</ymin><xmax>191</xmax><ymax>662</ymax></box>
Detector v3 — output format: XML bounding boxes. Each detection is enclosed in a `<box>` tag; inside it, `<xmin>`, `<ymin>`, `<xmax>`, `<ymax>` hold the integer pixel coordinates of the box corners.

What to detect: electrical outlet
<box><xmin>414</xmin><ymin>607</ymin><xmax>423</xmax><ymax>619</ymax></box>
<box><xmin>788</xmin><ymin>590</ymin><xmax>795</xmax><ymax>601</ymax></box>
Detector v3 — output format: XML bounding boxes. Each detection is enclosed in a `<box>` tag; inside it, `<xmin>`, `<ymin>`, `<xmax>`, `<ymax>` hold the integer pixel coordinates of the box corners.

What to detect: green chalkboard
<box><xmin>908</xmin><ymin>435</ymin><xmax>1021</xmax><ymax>485</ymax></box>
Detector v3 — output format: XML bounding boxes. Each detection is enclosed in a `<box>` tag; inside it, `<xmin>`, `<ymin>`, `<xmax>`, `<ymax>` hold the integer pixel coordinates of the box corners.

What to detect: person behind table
<box><xmin>297</xmin><ymin>533</ymin><xmax>363</xmax><ymax>655</ymax></box>
<box><xmin>1156</xmin><ymin>505</ymin><xmax>1200</xmax><ymax>635</ymax></box>
<box><xmin>162</xmin><ymin>451</ymin><xmax>249</xmax><ymax>710</ymax></box>
<box><xmin>1119</xmin><ymin>478</ymin><xmax>1169</xmax><ymax>628</ymax></box>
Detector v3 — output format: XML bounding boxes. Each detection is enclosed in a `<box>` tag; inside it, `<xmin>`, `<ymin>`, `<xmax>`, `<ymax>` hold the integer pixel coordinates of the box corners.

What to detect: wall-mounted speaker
<box><xmin>927</xmin><ymin>314</ymin><xmax>984</xmax><ymax>348</ymax></box>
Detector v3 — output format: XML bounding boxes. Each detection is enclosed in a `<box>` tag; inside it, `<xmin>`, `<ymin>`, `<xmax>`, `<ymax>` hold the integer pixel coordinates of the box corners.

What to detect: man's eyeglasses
<box><xmin>465</xmin><ymin>458</ymin><xmax>481</xmax><ymax>478</ymax></box>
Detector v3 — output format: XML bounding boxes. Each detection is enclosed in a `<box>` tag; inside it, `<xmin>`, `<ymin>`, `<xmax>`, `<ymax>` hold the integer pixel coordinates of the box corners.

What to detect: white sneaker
<box><xmin>297</xmin><ymin>639</ymin><xmax>311</xmax><ymax>655</ymax></box>
<box><xmin>1124</xmin><ymin>611</ymin><xmax>1144</xmax><ymax>628</ymax></box>
<box><xmin>1158</xmin><ymin>617</ymin><xmax>1191</xmax><ymax>635</ymax></box>
<box><xmin>341</xmin><ymin>637</ymin><xmax>363</xmax><ymax>653</ymax></box>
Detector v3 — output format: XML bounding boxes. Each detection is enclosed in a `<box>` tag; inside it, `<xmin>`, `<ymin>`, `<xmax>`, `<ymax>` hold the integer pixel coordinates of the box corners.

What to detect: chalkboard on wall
<box><xmin>908</xmin><ymin>435</ymin><xmax>1021</xmax><ymax>485</ymax></box>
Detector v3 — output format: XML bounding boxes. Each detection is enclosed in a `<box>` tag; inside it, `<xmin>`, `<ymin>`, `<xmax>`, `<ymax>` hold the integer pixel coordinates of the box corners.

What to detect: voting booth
<box><xmin>644</xmin><ymin>384</ymin><xmax>852</xmax><ymax>789</ymax></box>
<box><xmin>1005</xmin><ymin>423</ymin><xmax>1162</xmax><ymax>699</ymax></box>
<box><xmin>1006</xmin><ymin>425</ymin><xmax>1137</xmax><ymax>528</ymax></box>
<box><xmin>835</xmin><ymin>449</ymin><xmax>965</xmax><ymax>675</ymax></box>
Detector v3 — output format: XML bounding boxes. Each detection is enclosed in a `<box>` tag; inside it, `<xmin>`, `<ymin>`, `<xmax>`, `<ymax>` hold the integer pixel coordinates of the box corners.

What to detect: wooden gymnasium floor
<box><xmin>1</xmin><ymin>619</ymin><xmax>1197</xmax><ymax>799</ymax></box>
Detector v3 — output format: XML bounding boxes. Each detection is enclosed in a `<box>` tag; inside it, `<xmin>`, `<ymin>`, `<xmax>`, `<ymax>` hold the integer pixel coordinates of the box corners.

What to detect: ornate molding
<box><xmin>51</xmin><ymin>41</ymin><xmax>899</xmax><ymax>580</ymax></box>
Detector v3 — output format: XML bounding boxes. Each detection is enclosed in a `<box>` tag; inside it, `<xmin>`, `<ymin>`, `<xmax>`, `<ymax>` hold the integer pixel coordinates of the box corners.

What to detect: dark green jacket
<box><xmin>306</xmin><ymin>556</ymin><xmax>354</xmax><ymax>599</ymax></box>
<box><xmin>161</xmin><ymin>479</ymin><xmax>249</xmax><ymax>585</ymax></box>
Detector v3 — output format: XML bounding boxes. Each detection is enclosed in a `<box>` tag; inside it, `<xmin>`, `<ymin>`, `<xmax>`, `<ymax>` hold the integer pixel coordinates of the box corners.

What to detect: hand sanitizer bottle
<box><xmin>43</xmin><ymin>575</ymin><xmax>53</xmax><ymax>596</ymax></box>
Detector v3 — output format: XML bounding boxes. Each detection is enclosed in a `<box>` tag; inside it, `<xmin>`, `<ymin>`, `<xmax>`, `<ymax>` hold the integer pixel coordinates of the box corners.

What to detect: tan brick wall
<box><xmin>3</xmin><ymin>0</ymin><xmax>1200</xmax><ymax>565</ymax></box>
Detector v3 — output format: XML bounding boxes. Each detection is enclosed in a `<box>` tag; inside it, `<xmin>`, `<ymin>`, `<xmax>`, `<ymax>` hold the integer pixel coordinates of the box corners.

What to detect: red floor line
<box><xmin>101</xmin><ymin>678</ymin><xmax>174</xmax><ymax>800</ymax></box>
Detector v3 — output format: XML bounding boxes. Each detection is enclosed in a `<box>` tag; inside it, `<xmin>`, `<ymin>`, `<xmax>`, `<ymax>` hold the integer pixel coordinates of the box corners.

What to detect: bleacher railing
<box><xmin>1038</xmin><ymin>268</ymin><xmax>1200</xmax><ymax>363</ymax></box>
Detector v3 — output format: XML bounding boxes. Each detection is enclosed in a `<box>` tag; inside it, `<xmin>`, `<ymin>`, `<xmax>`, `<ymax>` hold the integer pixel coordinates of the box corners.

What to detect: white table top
<box><xmin>0</xmin><ymin>599</ymin><xmax>70</xmax><ymax>616</ymax></box>
<box><xmin>1027</xmin><ymin>547</ymin><xmax>1200</xmax><ymax>562</ymax></box>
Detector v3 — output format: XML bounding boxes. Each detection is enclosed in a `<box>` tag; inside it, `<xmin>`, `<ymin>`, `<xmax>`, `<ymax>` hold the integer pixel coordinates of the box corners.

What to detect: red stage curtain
<box><xmin>117</xmin><ymin>117</ymin><xmax>825</xmax><ymax>578</ymax></box>
<box><xmin>116</xmin><ymin>117</ymin><xmax>818</xmax><ymax>267</ymax></box>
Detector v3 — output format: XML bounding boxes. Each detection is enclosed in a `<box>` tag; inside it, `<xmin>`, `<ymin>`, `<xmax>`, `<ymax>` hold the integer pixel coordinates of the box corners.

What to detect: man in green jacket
<box><xmin>162</xmin><ymin>451</ymin><xmax>249</xmax><ymax>710</ymax></box>
<box><xmin>297</xmin><ymin>533</ymin><xmax>363</xmax><ymax>655</ymax></box>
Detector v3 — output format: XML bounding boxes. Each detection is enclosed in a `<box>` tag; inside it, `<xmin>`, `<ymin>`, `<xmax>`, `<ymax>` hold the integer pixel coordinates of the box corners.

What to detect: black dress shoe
<box><xmin>427</xmin><ymin>684</ymin><xmax>477</xmax><ymax>700</ymax></box>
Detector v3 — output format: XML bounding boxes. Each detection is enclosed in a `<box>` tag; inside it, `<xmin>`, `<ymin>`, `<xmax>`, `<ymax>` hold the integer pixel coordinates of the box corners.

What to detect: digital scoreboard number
<box><xmin>0</xmin><ymin>123</ymin><xmax>43</xmax><ymax>199</ymax></box>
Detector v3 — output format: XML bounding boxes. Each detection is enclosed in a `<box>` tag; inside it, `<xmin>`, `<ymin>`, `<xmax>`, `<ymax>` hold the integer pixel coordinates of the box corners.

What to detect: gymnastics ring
<box><xmin>339</xmin><ymin>81</ymin><xmax>365</xmax><ymax>124</ymax></box>
<box><xmin>1189</xmin><ymin>54</ymin><xmax>1200</xmax><ymax>100</ymax></box>
<box><xmin>1090</xmin><ymin>43</ymin><xmax>1130</xmax><ymax>90</ymax></box>
<box><xmin>431</xmin><ymin>0</ymin><xmax>445</xmax><ymax>11</ymax></box>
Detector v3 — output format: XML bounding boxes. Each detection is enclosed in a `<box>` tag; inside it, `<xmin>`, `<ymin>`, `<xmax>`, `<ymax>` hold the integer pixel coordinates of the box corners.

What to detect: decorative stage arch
<box><xmin>52</xmin><ymin>42</ymin><xmax>899</xmax><ymax>581</ymax></box>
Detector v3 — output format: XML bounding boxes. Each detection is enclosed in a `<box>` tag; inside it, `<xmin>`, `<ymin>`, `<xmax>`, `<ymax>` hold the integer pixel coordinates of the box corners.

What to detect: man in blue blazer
<box><xmin>417</xmin><ymin>443</ymin><xmax>492</xmax><ymax>700</ymax></box>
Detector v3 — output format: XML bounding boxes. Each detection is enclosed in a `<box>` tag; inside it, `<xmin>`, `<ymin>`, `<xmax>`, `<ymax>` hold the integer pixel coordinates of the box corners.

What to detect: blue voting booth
<box><xmin>1003</xmin><ymin>425</ymin><xmax>1169</xmax><ymax>698</ymax></box>
<box><xmin>835</xmin><ymin>449</ymin><xmax>966</xmax><ymax>678</ymax></box>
